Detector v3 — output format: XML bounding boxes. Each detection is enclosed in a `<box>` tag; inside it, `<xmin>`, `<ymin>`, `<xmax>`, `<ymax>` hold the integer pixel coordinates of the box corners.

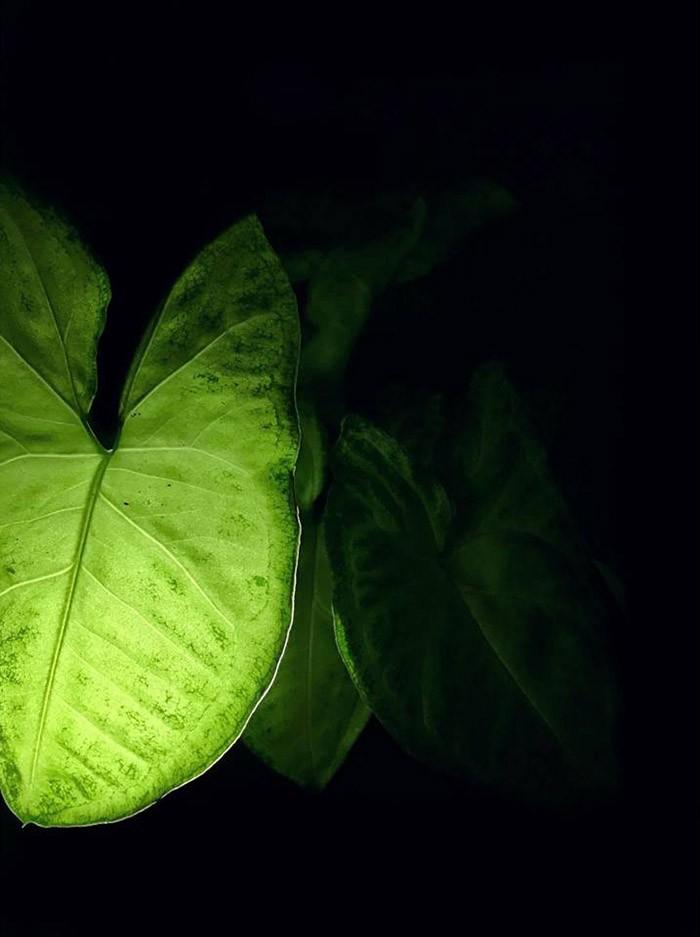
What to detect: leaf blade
<box><xmin>326</xmin><ymin>384</ymin><xmax>619</xmax><ymax>800</ymax></box>
<box><xmin>0</xmin><ymin>189</ymin><xmax>300</xmax><ymax>825</ymax></box>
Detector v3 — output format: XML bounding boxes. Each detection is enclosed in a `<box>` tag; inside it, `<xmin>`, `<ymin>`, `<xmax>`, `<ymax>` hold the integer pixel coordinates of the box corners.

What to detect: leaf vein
<box><xmin>98</xmin><ymin>494</ymin><xmax>237</xmax><ymax>638</ymax></box>
<box><xmin>0</xmin><ymin>564</ymin><xmax>73</xmax><ymax>600</ymax></box>
<box><xmin>119</xmin><ymin>446</ymin><xmax>251</xmax><ymax>478</ymax></box>
<box><xmin>124</xmin><ymin>315</ymin><xmax>270</xmax><ymax>415</ymax></box>
<box><xmin>81</xmin><ymin>565</ymin><xmax>218</xmax><ymax>675</ymax></box>
<box><xmin>55</xmin><ymin>694</ymin><xmax>149</xmax><ymax>766</ymax></box>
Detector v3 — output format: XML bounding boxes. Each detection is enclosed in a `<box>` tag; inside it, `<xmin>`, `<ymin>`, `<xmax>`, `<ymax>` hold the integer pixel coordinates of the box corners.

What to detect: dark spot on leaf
<box><xmin>195</xmin><ymin>371</ymin><xmax>220</xmax><ymax>385</ymax></box>
<box><xmin>167</xmin><ymin>575</ymin><xmax>184</xmax><ymax>596</ymax></box>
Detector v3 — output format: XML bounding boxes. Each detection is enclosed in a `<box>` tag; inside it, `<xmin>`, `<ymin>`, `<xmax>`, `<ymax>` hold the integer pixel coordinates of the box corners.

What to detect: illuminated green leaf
<box><xmin>245</xmin><ymin>512</ymin><xmax>368</xmax><ymax>789</ymax></box>
<box><xmin>326</xmin><ymin>367</ymin><xmax>618</xmax><ymax>800</ymax></box>
<box><xmin>0</xmin><ymin>181</ymin><xmax>300</xmax><ymax>826</ymax></box>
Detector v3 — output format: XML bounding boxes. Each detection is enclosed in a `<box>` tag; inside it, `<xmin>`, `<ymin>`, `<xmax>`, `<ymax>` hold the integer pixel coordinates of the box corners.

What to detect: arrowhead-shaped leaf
<box><xmin>326</xmin><ymin>367</ymin><xmax>619</xmax><ymax>800</ymax></box>
<box><xmin>0</xmin><ymin>182</ymin><xmax>300</xmax><ymax>826</ymax></box>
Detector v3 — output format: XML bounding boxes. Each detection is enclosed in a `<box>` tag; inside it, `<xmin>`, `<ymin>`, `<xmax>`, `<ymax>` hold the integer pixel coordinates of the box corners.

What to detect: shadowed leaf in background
<box><xmin>326</xmin><ymin>364</ymin><xmax>619</xmax><ymax>801</ymax></box>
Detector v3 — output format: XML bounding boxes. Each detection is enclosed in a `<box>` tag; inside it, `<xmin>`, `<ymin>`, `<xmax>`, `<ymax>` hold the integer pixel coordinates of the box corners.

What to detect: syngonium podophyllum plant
<box><xmin>245</xmin><ymin>184</ymin><xmax>620</xmax><ymax>801</ymax></box>
<box><xmin>0</xmin><ymin>181</ymin><xmax>300</xmax><ymax>826</ymax></box>
<box><xmin>0</xmin><ymin>180</ymin><xmax>621</xmax><ymax>827</ymax></box>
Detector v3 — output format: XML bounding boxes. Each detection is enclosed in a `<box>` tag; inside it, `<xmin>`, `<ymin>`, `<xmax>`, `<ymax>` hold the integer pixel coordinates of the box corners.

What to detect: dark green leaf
<box><xmin>300</xmin><ymin>199</ymin><xmax>426</xmax><ymax>386</ymax></box>
<box><xmin>326</xmin><ymin>368</ymin><xmax>618</xmax><ymax>800</ymax></box>
<box><xmin>376</xmin><ymin>387</ymin><xmax>446</xmax><ymax>473</ymax></box>
<box><xmin>281</xmin><ymin>249</ymin><xmax>325</xmax><ymax>285</ymax></box>
<box><xmin>394</xmin><ymin>180</ymin><xmax>515</xmax><ymax>283</ymax></box>
<box><xmin>245</xmin><ymin>513</ymin><xmax>369</xmax><ymax>788</ymax></box>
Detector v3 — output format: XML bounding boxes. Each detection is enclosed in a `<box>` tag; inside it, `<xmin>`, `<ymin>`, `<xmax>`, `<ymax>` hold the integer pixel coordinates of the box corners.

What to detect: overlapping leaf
<box><xmin>245</xmin><ymin>403</ymin><xmax>368</xmax><ymax>787</ymax></box>
<box><xmin>245</xmin><ymin>512</ymin><xmax>368</xmax><ymax>789</ymax></box>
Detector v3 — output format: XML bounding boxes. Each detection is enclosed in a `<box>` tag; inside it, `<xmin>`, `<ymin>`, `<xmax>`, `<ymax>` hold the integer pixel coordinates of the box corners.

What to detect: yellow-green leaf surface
<box><xmin>0</xmin><ymin>182</ymin><xmax>300</xmax><ymax>826</ymax></box>
<box><xmin>245</xmin><ymin>513</ymin><xmax>368</xmax><ymax>788</ymax></box>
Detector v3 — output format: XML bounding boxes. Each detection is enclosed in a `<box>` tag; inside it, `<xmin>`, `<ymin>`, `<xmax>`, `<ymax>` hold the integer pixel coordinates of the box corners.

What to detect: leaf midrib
<box><xmin>29</xmin><ymin>449</ymin><xmax>113</xmax><ymax>791</ymax></box>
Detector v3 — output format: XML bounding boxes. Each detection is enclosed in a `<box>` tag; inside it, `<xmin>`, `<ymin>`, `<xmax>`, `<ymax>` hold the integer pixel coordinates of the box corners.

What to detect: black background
<box><xmin>0</xmin><ymin>7</ymin><xmax>697</xmax><ymax>936</ymax></box>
